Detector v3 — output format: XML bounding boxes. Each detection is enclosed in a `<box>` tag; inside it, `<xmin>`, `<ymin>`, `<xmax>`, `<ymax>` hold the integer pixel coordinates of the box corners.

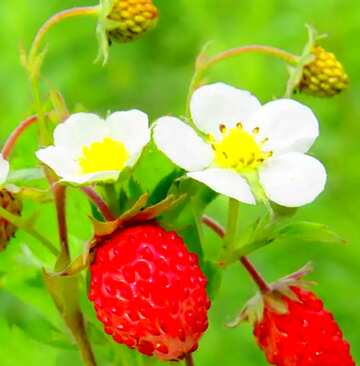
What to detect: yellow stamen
<box><xmin>212</xmin><ymin>124</ymin><xmax>271</xmax><ymax>171</ymax></box>
<box><xmin>79</xmin><ymin>137</ymin><xmax>129</xmax><ymax>174</ymax></box>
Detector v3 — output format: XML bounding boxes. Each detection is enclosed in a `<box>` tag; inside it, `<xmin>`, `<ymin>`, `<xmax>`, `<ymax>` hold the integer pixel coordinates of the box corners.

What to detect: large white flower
<box><xmin>36</xmin><ymin>110</ymin><xmax>150</xmax><ymax>185</ymax></box>
<box><xmin>0</xmin><ymin>154</ymin><xmax>9</xmax><ymax>186</ymax></box>
<box><xmin>153</xmin><ymin>83</ymin><xmax>327</xmax><ymax>207</ymax></box>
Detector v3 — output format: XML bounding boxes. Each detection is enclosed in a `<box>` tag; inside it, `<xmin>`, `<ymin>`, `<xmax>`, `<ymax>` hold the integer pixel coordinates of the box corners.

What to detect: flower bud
<box><xmin>107</xmin><ymin>0</ymin><xmax>158</xmax><ymax>43</ymax></box>
<box><xmin>298</xmin><ymin>46</ymin><xmax>349</xmax><ymax>97</ymax></box>
<box><xmin>0</xmin><ymin>190</ymin><xmax>21</xmax><ymax>252</ymax></box>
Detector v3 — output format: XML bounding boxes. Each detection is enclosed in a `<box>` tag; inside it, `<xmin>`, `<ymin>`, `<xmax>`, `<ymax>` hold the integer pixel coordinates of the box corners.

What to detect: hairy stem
<box><xmin>0</xmin><ymin>206</ymin><xmax>59</xmax><ymax>256</ymax></box>
<box><xmin>202</xmin><ymin>215</ymin><xmax>270</xmax><ymax>292</ymax></box>
<box><xmin>81</xmin><ymin>187</ymin><xmax>116</xmax><ymax>221</ymax></box>
<box><xmin>2</xmin><ymin>115</ymin><xmax>38</xmax><ymax>159</ymax></box>
<box><xmin>185</xmin><ymin>353</ymin><xmax>195</xmax><ymax>366</ymax></box>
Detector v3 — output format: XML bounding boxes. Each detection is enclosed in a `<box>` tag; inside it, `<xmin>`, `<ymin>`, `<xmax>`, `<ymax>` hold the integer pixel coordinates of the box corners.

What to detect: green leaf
<box><xmin>0</xmin><ymin>289</ymin><xmax>74</xmax><ymax>349</ymax></box>
<box><xmin>276</xmin><ymin>221</ymin><xmax>346</xmax><ymax>245</ymax></box>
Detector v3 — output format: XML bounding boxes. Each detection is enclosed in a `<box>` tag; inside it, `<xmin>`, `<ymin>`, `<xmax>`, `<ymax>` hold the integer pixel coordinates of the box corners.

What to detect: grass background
<box><xmin>0</xmin><ymin>0</ymin><xmax>359</xmax><ymax>365</ymax></box>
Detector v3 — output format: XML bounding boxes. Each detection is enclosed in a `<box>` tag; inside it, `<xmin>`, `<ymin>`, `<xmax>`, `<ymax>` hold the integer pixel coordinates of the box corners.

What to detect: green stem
<box><xmin>0</xmin><ymin>206</ymin><xmax>59</xmax><ymax>256</ymax></box>
<box><xmin>223</xmin><ymin>198</ymin><xmax>240</xmax><ymax>251</ymax></box>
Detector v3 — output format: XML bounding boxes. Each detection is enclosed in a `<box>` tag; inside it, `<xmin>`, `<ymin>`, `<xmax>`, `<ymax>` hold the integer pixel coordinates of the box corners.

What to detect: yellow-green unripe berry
<box><xmin>107</xmin><ymin>0</ymin><xmax>158</xmax><ymax>43</ymax></box>
<box><xmin>0</xmin><ymin>190</ymin><xmax>21</xmax><ymax>252</ymax></box>
<box><xmin>298</xmin><ymin>46</ymin><xmax>349</xmax><ymax>97</ymax></box>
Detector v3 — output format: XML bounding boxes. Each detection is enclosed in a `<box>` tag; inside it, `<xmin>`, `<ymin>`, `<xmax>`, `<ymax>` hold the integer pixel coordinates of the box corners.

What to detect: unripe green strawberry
<box><xmin>298</xmin><ymin>46</ymin><xmax>348</xmax><ymax>97</ymax></box>
<box><xmin>0</xmin><ymin>190</ymin><xmax>21</xmax><ymax>251</ymax></box>
<box><xmin>107</xmin><ymin>0</ymin><xmax>158</xmax><ymax>43</ymax></box>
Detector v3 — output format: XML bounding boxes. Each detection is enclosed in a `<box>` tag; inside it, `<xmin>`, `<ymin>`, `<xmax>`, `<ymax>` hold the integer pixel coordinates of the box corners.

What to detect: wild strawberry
<box><xmin>106</xmin><ymin>0</ymin><xmax>158</xmax><ymax>43</ymax></box>
<box><xmin>88</xmin><ymin>223</ymin><xmax>210</xmax><ymax>361</ymax></box>
<box><xmin>297</xmin><ymin>46</ymin><xmax>348</xmax><ymax>97</ymax></box>
<box><xmin>254</xmin><ymin>286</ymin><xmax>355</xmax><ymax>366</ymax></box>
<box><xmin>0</xmin><ymin>189</ymin><xmax>21</xmax><ymax>251</ymax></box>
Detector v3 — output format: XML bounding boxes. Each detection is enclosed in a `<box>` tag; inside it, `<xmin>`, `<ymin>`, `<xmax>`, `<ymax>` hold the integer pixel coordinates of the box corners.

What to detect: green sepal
<box><xmin>286</xmin><ymin>24</ymin><xmax>327</xmax><ymax>96</ymax></box>
<box><xmin>91</xmin><ymin>193</ymin><xmax>186</xmax><ymax>237</ymax></box>
<box><xmin>227</xmin><ymin>263</ymin><xmax>314</xmax><ymax>328</ymax></box>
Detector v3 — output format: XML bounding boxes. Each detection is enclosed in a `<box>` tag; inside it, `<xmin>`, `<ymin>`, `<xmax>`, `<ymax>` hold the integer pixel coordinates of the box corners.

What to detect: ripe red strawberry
<box><xmin>254</xmin><ymin>286</ymin><xmax>355</xmax><ymax>366</ymax></box>
<box><xmin>89</xmin><ymin>224</ymin><xmax>210</xmax><ymax>360</ymax></box>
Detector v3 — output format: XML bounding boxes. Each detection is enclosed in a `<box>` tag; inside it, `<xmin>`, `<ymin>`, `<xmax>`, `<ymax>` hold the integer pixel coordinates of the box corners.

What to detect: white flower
<box><xmin>36</xmin><ymin>110</ymin><xmax>150</xmax><ymax>185</ymax></box>
<box><xmin>0</xmin><ymin>154</ymin><xmax>9</xmax><ymax>186</ymax></box>
<box><xmin>153</xmin><ymin>83</ymin><xmax>327</xmax><ymax>207</ymax></box>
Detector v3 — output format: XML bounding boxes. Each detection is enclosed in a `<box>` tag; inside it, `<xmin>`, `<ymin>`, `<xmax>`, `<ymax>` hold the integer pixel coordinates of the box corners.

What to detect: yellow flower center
<box><xmin>211</xmin><ymin>123</ymin><xmax>272</xmax><ymax>171</ymax></box>
<box><xmin>79</xmin><ymin>137</ymin><xmax>129</xmax><ymax>174</ymax></box>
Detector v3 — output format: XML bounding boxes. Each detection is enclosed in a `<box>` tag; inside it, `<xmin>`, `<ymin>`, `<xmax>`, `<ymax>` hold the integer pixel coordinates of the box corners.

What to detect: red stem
<box><xmin>201</xmin><ymin>215</ymin><xmax>270</xmax><ymax>293</ymax></box>
<box><xmin>2</xmin><ymin>115</ymin><xmax>38</xmax><ymax>159</ymax></box>
<box><xmin>81</xmin><ymin>187</ymin><xmax>116</xmax><ymax>221</ymax></box>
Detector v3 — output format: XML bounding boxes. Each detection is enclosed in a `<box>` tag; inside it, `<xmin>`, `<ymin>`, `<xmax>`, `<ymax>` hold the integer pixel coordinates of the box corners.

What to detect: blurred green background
<box><xmin>0</xmin><ymin>0</ymin><xmax>359</xmax><ymax>365</ymax></box>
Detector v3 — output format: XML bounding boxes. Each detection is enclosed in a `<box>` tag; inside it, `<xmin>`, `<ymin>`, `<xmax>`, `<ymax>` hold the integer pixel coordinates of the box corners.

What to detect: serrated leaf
<box><xmin>276</xmin><ymin>221</ymin><xmax>346</xmax><ymax>245</ymax></box>
<box><xmin>0</xmin><ymin>289</ymin><xmax>74</xmax><ymax>349</ymax></box>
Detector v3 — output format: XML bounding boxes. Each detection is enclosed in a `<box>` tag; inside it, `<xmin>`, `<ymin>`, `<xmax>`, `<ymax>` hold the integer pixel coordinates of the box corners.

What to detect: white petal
<box><xmin>190</xmin><ymin>82</ymin><xmax>261</xmax><ymax>137</ymax></box>
<box><xmin>153</xmin><ymin>116</ymin><xmax>214</xmax><ymax>171</ymax></box>
<box><xmin>61</xmin><ymin>171</ymin><xmax>120</xmax><ymax>185</ymax></box>
<box><xmin>259</xmin><ymin>152</ymin><xmax>327</xmax><ymax>207</ymax></box>
<box><xmin>106</xmin><ymin>110</ymin><xmax>150</xmax><ymax>158</ymax></box>
<box><xmin>249</xmin><ymin>99</ymin><xmax>319</xmax><ymax>154</ymax></box>
<box><xmin>36</xmin><ymin>146</ymin><xmax>79</xmax><ymax>178</ymax></box>
<box><xmin>0</xmin><ymin>154</ymin><xmax>9</xmax><ymax>185</ymax></box>
<box><xmin>188</xmin><ymin>168</ymin><xmax>256</xmax><ymax>204</ymax></box>
<box><xmin>54</xmin><ymin>113</ymin><xmax>107</xmax><ymax>154</ymax></box>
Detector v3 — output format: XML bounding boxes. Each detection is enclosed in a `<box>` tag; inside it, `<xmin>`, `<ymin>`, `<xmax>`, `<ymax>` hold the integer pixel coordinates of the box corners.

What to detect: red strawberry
<box><xmin>254</xmin><ymin>286</ymin><xmax>355</xmax><ymax>366</ymax></box>
<box><xmin>89</xmin><ymin>224</ymin><xmax>210</xmax><ymax>360</ymax></box>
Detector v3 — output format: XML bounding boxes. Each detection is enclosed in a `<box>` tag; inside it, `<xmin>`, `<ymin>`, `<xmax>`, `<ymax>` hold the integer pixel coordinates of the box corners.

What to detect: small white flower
<box><xmin>153</xmin><ymin>82</ymin><xmax>327</xmax><ymax>207</ymax></box>
<box><xmin>0</xmin><ymin>154</ymin><xmax>10</xmax><ymax>186</ymax></box>
<box><xmin>36</xmin><ymin>110</ymin><xmax>150</xmax><ymax>185</ymax></box>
